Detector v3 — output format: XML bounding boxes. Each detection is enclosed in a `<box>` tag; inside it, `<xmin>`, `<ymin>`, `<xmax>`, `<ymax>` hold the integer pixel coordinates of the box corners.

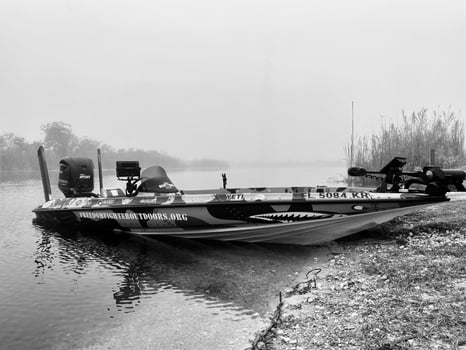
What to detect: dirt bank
<box><xmin>253</xmin><ymin>200</ymin><xmax>466</xmax><ymax>350</ymax></box>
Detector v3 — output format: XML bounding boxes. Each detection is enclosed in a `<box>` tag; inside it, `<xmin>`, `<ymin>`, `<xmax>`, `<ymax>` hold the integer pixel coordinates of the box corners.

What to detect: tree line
<box><xmin>345</xmin><ymin>108</ymin><xmax>466</xmax><ymax>177</ymax></box>
<box><xmin>0</xmin><ymin>121</ymin><xmax>228</xmax><ymax>172</ymax></box>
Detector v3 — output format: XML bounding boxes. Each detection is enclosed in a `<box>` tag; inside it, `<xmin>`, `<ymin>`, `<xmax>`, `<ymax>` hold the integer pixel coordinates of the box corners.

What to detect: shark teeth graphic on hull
<box><xmin>249</xmin><ymin>212</ymin><xmax>346</xmax><ymax>223</ymax></box>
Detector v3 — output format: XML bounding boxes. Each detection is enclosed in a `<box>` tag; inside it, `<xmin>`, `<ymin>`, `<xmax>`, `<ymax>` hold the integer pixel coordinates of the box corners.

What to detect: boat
<box><xmin>32</xmin><ymin>147</ymin><xmax>466</xmax><ymax>245</ymax></box>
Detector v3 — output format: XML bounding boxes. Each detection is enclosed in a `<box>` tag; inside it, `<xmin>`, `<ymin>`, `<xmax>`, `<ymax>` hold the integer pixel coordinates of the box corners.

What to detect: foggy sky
<box><xmin>1</xmin><ymin>0</ymin><xmax>465</xmax><ymax>163</ymax></box>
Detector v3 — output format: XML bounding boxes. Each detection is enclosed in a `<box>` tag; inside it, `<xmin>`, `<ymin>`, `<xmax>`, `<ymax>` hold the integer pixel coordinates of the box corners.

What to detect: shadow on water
<box><xmin>33</xmin><ymin>224</ymin><xmax>316</xmax><ymax>316</ymax></box>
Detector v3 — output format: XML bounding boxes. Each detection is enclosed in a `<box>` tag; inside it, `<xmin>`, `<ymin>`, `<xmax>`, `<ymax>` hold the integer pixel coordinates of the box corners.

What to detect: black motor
<box><xmin>58</xmin><ymin>158</ymin><xmax>95</xmax><ymax>197</ymax></box>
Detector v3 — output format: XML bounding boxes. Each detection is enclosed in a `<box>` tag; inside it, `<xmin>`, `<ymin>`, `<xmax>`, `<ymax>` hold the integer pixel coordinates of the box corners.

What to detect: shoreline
<box><xmin>251</xmin><ymin>200</ymin><xmax>466</xmax><ymax>350</ymax></box>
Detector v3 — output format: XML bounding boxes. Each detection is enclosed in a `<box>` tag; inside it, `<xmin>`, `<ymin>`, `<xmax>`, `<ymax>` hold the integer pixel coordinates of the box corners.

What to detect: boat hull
<box><xmin>113</xmin><ymin>205</ymin><xmax>434</xmax><ymax>245</ymax></box>
<box><xmin>33</xmin><ymin>190</ymin><xmax>448</xmax><ymax>245</ymax></box>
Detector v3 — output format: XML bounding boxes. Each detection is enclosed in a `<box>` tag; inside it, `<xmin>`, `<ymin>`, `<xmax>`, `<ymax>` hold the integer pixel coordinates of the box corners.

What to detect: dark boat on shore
<box><xmin>33</xmin><ymin>147</ymin><xmax>465</xmax><ymax>245</ymax></box>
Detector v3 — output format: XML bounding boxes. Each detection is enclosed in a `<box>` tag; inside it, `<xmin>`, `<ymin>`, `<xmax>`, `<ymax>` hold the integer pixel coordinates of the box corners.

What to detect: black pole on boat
<box><xmin>222</xmin><ymin>173</ymin><xmax>227</xmax><ymax>189</ymax></box>
<box><xmin>37</xmin><ymin>146</ymin><xmax>52</xmax><ymax>202</ymax></box>
<box><xmin>351</xmin><ymin>101</ymin><xmax>354</xmax><ymax>169</ymax></box>
<box><xmin>97</xmin><ymin>148</ymin><xmax>104</xmax><ymax>196</ymax></box>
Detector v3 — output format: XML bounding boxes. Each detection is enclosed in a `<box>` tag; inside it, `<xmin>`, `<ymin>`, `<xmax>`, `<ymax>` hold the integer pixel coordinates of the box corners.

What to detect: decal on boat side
<box><xmin>313</xmin><ymin>192</ymin><xmax>371</xmax><ymax>199</ymax></box>
<box><xmin>182</xmin><ymin>194</ymin><xmax>216</xmax><ymax>204</ymax></box>
<box><xmin>77</xmin><ymin>211</ymin><xmax>188</xmax><ymax>221</ymax></box>
<box><xmin>226</xmin><ymin>194</ymin><xmax>245</xmax><ymax>201</ymax></box>
<box><xmin>64</xmin><ymin>198</ymin><xmax>91</xmax><ymax>208</ymax></box>
<box><xmin>242</xmin><ymin>194</ymin><xmax>266</xmax><ymax>201</ymax></box>
<box><xmin>139</xmin><ymin>198</ymin><xmax>158</xmax><ymax>204</ymax></box>
<box><xmin>352</xmin><ymin>205</ymin><xmax>366</xmax><ymax>211</ymax></box>
<box><xmin>250</xmin><ymin>212</ymin><xmax>342</xmax><ymax>223</ymax></box>
<box><xmin>42</xmin><ymin>199</ymin><xmax>58</xmax><ymax>208</ymax></box>
<box><xmin>97</xmin><ymin>199</ymin><xmax>115</xmax><ymax>206</ymax></box>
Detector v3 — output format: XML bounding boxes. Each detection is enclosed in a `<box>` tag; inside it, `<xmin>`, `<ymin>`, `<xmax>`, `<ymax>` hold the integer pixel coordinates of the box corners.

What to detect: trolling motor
<box><xmin>348</xmin><ymin>157</ymin><xmax>466</xmax><ymax>196</ymax></box>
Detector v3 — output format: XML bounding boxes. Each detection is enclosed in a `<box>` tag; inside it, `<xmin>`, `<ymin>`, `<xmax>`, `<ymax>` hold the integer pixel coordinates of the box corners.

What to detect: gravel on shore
<box><xmin>252</xmin><ymin>200</ymin><xmax>466</xmax><ymax>350</ymax></box>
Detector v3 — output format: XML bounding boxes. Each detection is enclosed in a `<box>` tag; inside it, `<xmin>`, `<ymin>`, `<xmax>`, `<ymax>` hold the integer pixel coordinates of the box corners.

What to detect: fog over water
<box><xmin>1</xmin><ymin>0</ymin><xmax>465</xmax><ymax>163</ymax></box>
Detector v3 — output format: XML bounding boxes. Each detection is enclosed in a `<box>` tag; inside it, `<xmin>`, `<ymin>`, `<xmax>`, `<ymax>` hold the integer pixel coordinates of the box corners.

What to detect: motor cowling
<box><xmin>58</xmin><ymin>157</ymin><xmax>95</xmax><ymax>197</ymax></box>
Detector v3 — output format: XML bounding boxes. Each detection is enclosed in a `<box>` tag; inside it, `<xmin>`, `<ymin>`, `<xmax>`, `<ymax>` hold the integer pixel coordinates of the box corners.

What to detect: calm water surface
<box><xmin>0</xmin><ymin>165</ymin><xmax>344</xmax><ymax>350</ymax></box>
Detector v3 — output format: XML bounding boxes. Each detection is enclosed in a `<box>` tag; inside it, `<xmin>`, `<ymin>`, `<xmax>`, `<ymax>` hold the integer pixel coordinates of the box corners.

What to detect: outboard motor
<box><xmin>137</xmin><ymin>166</ymin><xmax>178</xmax><ymax>193</ymax></box>
<box><xmin>58</xmin><ymin>158</ymin><xmax>95</xmax><ymax>197</ymax></box>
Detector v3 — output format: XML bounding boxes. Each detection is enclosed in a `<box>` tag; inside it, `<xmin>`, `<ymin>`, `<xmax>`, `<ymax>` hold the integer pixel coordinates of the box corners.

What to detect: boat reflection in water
<box><xmin>33</xmin><ymin>223</ymin><xmax>315</xmax><ymax>316</ymax></box>
<box><xmin>31</xmin><ymin>223</ymin><xmax>319</xmax><ymax>349</ymax></box>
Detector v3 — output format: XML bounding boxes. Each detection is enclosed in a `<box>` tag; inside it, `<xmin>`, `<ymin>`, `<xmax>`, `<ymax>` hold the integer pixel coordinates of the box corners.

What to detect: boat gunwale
<box><xmin>32</xmin><ymin>195</ymin><xmax>449</xmax><ymax>213</ymax></box>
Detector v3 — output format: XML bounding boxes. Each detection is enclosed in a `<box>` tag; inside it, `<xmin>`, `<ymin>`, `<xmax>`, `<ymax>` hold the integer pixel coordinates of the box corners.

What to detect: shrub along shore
<box><xmin>250</xmin><ymin>199</ymin><xmax>466</xmax><ymax>350</ymax></box>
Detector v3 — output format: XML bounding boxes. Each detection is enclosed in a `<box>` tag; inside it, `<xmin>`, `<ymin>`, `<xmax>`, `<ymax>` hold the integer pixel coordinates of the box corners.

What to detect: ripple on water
<box><xmin>1</xmin><ymin>177</ymin><xmax>320</xmax><ymax>350</ymax></box>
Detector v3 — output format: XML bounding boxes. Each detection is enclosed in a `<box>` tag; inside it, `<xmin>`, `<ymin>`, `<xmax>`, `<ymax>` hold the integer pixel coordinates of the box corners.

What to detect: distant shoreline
<box><xmin>231</xmin><ymin>159</ymin><xmax>346</xmax><ymax>169</ymax></box>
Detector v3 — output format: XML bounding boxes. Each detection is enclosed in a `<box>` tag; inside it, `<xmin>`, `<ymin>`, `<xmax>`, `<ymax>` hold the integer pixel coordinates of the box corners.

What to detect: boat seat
<box><xmin>137</xmin><ymin>165</ymin><xmax>178</xmax><ymax>194</ymax></box>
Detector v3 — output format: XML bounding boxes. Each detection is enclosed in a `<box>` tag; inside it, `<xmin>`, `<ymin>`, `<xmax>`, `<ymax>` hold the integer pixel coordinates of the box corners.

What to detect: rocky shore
<box><xmin>250</xmin><ymin>200</ymin><xmax>466</xmax><ymax>350</ymax></box>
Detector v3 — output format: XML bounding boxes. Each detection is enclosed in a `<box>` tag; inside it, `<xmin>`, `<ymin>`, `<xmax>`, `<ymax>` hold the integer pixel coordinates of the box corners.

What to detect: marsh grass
<box><xmin>345</xmin><ymin>109</ymin><xmax>466</xmax><ymax>183</ymax></box>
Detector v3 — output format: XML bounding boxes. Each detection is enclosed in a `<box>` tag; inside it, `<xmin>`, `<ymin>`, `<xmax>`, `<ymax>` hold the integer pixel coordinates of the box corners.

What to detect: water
<box><xmin>0</xmin><ymin>164</ymin><xmax>345</xmax><ymax>350</ymax></box>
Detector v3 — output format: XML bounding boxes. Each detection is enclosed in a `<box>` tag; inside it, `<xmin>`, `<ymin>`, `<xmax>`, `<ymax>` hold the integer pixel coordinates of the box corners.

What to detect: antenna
<box><xmin>351</xmin><ymin>101</ymin><xmax>354</xmax><ymax>167</ymax></box>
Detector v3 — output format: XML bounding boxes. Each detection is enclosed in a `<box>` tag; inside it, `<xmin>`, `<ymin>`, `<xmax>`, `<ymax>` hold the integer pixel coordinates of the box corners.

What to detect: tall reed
<box><xmin>345</xmin><ymin>108</ymin><xmax>466</xmax><ymax>172</ymax></box>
